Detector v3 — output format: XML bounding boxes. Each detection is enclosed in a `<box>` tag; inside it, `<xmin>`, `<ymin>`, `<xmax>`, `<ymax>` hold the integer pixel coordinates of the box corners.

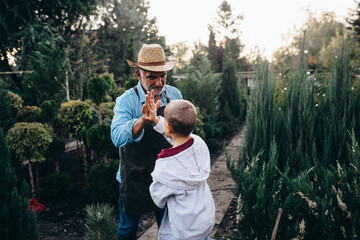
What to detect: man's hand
<box><xmin>132</xmin><ymin>90</ymin><xmax>161</xmax><ymax>138</ymax></box>
<box><xmin>144</xmin><ymin>90</ymin><xmax>161</xmax><ymax>125</ymax></box>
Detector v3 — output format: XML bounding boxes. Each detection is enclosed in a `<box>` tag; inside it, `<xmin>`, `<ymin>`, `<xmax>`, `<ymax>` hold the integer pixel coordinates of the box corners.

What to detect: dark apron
<box><xmin>120</xmin><ymin>87</ymin><xmax>171</xmax><ymax>214</ymax></box>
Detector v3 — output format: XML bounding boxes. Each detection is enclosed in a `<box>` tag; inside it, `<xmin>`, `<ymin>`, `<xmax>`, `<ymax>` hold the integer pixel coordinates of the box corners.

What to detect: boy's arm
<box><xmin>149</xmin><ymin>180</ymin><xmax>175</xmax><ymax>208</ymax></box>
<box><xmin>153</xmin><ymin>116</ymin><xmax>173</xmax><ymax>144</ymax></box>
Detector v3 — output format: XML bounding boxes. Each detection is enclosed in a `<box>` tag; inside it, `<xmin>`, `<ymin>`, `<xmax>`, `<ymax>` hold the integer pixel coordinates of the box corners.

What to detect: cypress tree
<box><xmin>0</xmin><ymin>129</ymin><xmax>39</xmax><ymax>240</ymax></box>
<box><xmin>207</xmin><ymin>27</ymin><xmax>218</xmax><ymax>72</ymax></box>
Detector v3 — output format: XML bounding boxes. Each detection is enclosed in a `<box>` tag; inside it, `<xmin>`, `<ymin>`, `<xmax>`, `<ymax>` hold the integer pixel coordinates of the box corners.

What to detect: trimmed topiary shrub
<box><xmin>88</xmin><ymin>160</ymin><xmax>119</xmax><ymax>204</ymax></box>
<box><xmin>16</xmin><ymin>106</ymin><xmax>41</xmax><ymax>123</ymax></box>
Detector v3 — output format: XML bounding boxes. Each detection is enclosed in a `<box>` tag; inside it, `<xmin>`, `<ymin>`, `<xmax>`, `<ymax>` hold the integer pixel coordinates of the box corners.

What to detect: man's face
<box><xmin>136</xmin><ymin>69</ymin><xmax>167</xmax><ymax>97</ymax></box>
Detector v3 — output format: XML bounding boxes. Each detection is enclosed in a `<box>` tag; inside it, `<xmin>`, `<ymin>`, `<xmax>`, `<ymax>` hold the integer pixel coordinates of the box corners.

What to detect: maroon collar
<box><xmin>157</xmin><ymin>138</ymin><xmax>194</xmax><ymax>159</ymax></box>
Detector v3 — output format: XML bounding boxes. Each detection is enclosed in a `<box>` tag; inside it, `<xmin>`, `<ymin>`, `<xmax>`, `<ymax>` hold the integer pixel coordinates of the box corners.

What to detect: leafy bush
<box><xmin>86</xmin><ymin>124</ymin><xmax>114</xmax><ymax>158</ymax></box>
<box><xmin>41</xmin><ymin>173</ymin><xmax>72</xmax><ymax>202</ymax></box>
<box><xmin>100</xmin><ymin>102</ymin><xmax>115</xmax><ymax>120</ymax></box>
<box><xmin>58</xmin><ymin>100</ymin><xmax>92</xmax><ymax>137</ymax></box>
<box><xmin>40</xmin><ymin>100</ymin><xmax>58</xmax><ymax>124</ymax></box>
<box><xmin>16</xmin><ymin>106</ymin><xmax>41</xmax><ymax>123</ymax></box>
<box><xmin>6</xmin><ymin>122</ymin><xmax>53</xmax><ymax>197</ymax></box>
<box><xmin>84</xmin><ymin>203</ymin><xmax>117</xmax><ymax>240</ymax></box>
<box><xmin>7</xmin><ymin>91</ymin><xmax>23</xmax><ymax>117</ymax></box>
<box><xmin>88</xmin><ymin>160</ymin><xmax>119</xmax><ymax>204</ymax></box>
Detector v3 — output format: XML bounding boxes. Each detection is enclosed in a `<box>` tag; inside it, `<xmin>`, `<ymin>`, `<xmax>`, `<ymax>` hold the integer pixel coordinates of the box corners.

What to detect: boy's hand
<box><xmin>144</xmin><ymin>90</ymin><xmax>161</xmax><ymax>125</ymax></box>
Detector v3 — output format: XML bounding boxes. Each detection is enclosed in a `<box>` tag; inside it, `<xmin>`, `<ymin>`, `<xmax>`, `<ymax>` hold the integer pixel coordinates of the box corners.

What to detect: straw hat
<box><xmin>126</xmin><ymin>44</ymin><xmax>176</xmax><ymax>72</ymax></box>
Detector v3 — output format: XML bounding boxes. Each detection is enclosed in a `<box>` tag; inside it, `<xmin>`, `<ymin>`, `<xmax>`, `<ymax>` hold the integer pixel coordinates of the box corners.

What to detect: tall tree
<box><xmin>207</xmin><ymin>26</ymin><xmax>219</xmax><ymax>72</ymax></box>
<box><xmin>97</xmin><ymin>0</ymin><xmax>160</xmax><ymax>81</ymax></box>
<box><xmin>212</xmin><ymin>0</ymin><xmax>243</xmax><ymax>42</ymax></box>
<box><xmin>22</xmin><ymin>39</ymin><xmax>68</xmax><ymax>106</ymax></box>
<box><xmin>0</xmin><ymin>0</ymin><xmax>97</xmax><ymax>89</ymax></box>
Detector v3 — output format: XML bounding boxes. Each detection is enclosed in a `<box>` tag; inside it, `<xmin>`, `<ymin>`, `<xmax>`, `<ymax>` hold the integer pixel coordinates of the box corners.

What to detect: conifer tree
<box><xmin>0</xmin><ymin>129</ymin><xmax>39</xmax><ymax>240</ymax></box>
<box><xmin>207</xmin><ymin>27</ymin><xmax>218</xmax><ymax>72</ymax></box>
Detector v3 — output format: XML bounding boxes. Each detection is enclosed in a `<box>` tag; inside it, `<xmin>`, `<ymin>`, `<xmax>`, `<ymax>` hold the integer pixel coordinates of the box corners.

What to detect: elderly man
<box><xmin>111</xmin><ymin>43</ymin><xmax>182</xmax><ymax>240</ymax></box>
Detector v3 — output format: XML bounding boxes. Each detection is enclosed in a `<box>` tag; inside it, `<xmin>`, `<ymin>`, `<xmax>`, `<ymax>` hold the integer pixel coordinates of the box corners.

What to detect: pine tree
<box><xmin>0</xmin><ymin>128</ymin><xmax>39</xmax><ymax>240</ymax></box>
<box><xmin>207</xmin><ymin>27</ymin><xmax>218</xmax><ymax>72</ymax></box>
<box><xmin>84</xmin><ymin>203</ymin><xmax>117</xmax><ymax>240</ymax></box>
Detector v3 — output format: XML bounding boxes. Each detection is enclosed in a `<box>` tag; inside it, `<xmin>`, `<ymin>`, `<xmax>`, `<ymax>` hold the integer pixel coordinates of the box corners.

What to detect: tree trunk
<box><xmin>55</xmin><ymin>160</ymin><xmax>60</xmax><ymax>174</ymax></box>
<box><xmin>91</xmin><ymin>149</ymin><xmax>94</xmax><ymax>162</ymax></box>
<box><xmin>35</xmin><ymin>163</ymin><xmax>40</xmax><ymax>193</ymax></box>
<box><xmin>103</xmin><ymin>154</ymin><xmax>108</xmax><ymax>164</ymax></box>
<box><xmin>98</xmin><ymin>104</ymin><xmax>103</xmax><ymax>124</ymax></box>
<box><xmin>28</xmin><ymin>161</ymin><xmax>36</xmax><ymax>198</ymax></box>
<box><xmin>81</xmin><ymin>135</ymin><xmax>88</xmax><ymax>184</ymax></box>
<box><xmin>65</xmin><ymin>70</ymin><xmax>70</xmax><ymax>101</ymax></box>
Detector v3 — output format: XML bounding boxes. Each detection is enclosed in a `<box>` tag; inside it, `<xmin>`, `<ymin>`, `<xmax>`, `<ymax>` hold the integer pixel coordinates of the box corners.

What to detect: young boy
<box><xmin>146</xmin><ymin>93</ymin><xmax>215</xmax><ymax>240</ymax></box>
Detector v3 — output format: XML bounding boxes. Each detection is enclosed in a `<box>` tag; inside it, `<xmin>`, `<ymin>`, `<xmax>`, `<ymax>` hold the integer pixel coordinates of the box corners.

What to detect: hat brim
<box><xmin>126</xmin><ymin>60</ymin><xmax>177</xmax><ymax>72</ymax></box>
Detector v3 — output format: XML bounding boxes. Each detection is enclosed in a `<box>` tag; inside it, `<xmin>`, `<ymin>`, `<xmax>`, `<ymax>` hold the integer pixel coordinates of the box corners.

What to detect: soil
<box><xmin>26</xmin><ymin>132</ymin><xmax>241</xmax><ymax>240</ymax></box>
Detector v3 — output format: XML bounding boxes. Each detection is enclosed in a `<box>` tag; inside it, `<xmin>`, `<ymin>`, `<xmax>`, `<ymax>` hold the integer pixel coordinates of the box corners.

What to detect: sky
<box><xmin>148</xmin><ymin>0</ymin><xmax>357</xmax><ymax>60</ymax></box>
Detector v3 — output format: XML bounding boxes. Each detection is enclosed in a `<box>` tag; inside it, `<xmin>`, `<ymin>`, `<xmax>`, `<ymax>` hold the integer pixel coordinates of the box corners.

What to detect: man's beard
<box><xmin>148</xmin><ymin>85</ymin><xmax>164</xmax><ymax>97</ymax></box>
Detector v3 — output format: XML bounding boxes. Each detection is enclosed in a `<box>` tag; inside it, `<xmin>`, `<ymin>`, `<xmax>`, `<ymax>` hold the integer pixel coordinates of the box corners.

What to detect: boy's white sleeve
<box><xmin>153</xmin><ymin>116</ymin><xmax>173</xmax><ymax>145</ymax></box>
<box><xmin>149</xmin><ymin>180</ymin><xmax>174</xmax><ymax>209</ymax></box>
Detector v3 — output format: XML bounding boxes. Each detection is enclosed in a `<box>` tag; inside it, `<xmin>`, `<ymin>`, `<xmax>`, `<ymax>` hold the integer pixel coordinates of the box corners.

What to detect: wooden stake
<box><xmin>271</xmin><ymin>208</ymin><xmax>283</xmax><ymax>240</ymax></box>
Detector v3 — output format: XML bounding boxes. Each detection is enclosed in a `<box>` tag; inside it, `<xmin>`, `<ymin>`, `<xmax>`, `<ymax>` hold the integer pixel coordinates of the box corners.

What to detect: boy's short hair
<box><xmin>164</xmin><ymin>100</ymin><xmax>197</xmax><ymax>137</ymax></box>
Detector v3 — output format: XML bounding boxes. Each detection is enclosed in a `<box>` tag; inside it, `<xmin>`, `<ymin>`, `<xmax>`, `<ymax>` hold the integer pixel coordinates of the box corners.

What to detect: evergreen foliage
<box><xmin>7</xmin><ymin>91</ymin><xmax>23</xmax><ymax>118</ymax></box>
<box><xmin>178</xmin><ymin>55</ymin><xmax>220</xmax><ymax>116</ymax></box>
<box><xmin>6</xmin><ymin>122</ymin><xmax>53</xmax><ymax>197</ymax></box>
<box><xmin>40</xmin><ymin>100</ymin><xmax>58</xmax><ymax>124</ymax></box>
<box><xmin>0</xmin><ymin>91</ymin><xmax>12</xmax><ymax>132</ymax></box>
<box><xmin>83</xmin><ymin>203</ymin><xmax>117</xmax><ymax>240</ymax></box>
<box><xmin>220</xmin><ymin>60</ymin><xmax>241</xmax><ymax>118</ymax></box>
<box><xmin>88</xmin><ymin>160</ymin><xmax>119</xmax><ymax>204</ymax></box>
<box><xmin>22</xmin><ymin>39</ymin><xmax>68</xmax><ymax>105</ymax></box>
<box><xmin>16</xmin><ymin>106</ymin><xmax>41</xmax><ymax>123</ymax></box>
<box><xmin>207</xmin><ymin>27</ymin><xmax>219</xmax><ymax>72</ymax></box>
<box><xmin>122</xmin><ymin>33</ymin><xmax>135</xmax><ymax>83</ymax></box>
<box><xmin>58</xmin><ymin>100</ymin><xmax>92</xmax><ymax>138</ymax></box>
<box><xmin>86</xmin><ymin>124</ymin><xmax>115</xmax><ymax>161</ymax></box>
<box><xmin>229</xmin><ymin>42</ymin><xmax>360</xmax><ymax>239</ymax></box>
<box><xmin>0</xmin><ymin>128</ymin><xmax>39</xmax><ymax>240</ymax></box>
<box><xmin>58</xmin><ymin>100</ymin><xmax>92</xmax><ymax>183</ymax></box>
<box><xmin>87</xmin><ymin>76</ymin><xmax>110</xmax><ymax>124</ymax></box>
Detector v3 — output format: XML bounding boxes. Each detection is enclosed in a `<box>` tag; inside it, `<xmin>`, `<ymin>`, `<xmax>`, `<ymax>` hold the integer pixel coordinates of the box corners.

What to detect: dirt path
<box><xmin>139</xmin><ymin>126</ymin><xmax>245</xmax><ymax>239</ymax></box>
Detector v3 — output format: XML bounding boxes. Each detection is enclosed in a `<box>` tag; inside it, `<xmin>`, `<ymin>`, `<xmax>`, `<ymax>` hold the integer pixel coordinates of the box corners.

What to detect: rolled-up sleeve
<box><xmin>111</xmin><ymin>93</ymin><xmax>144</xmax><ymax>148</ymax></box>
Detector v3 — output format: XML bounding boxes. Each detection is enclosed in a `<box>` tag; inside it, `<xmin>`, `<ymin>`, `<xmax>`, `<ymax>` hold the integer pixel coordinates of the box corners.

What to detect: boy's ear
<box><xmin>165</xmin><ymin>121</ymin><xmax>173</xmax><ymax>133</ymax></box>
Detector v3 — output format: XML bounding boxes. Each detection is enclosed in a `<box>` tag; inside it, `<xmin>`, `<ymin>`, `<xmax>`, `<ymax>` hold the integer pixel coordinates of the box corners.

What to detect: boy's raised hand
<box><xmin>144</xmin><ymin>90</ymin><xmax>161</xmax><ymax>125</ymax></box>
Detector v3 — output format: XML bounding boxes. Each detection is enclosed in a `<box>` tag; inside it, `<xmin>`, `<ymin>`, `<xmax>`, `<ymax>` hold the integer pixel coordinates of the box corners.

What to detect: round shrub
<box><xmin>88</xmin><ymin>160</ymin><xmax>119</xmax><ymax>204</ymax></box>
<box><xmin>16</xmin><ymin>106</ymin><xmax>41</xmax><ymax>122</ymax></box>
<box><xmin>41</xmin><ymin>172</ymin><xmax>72</xmax><ymax>202</ymax></box>
<box><xmin>40</xmin><ymin>100</ymin><xmax>58</xmax><ymax>123</ymax></box>
<box><xmin>86</xmin><ymin>124</ymin><xmax>113</xmax><ymax>157</ymax></box>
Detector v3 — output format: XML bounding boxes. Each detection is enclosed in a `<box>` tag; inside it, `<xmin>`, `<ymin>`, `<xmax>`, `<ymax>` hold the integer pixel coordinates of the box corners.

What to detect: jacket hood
<box><xmin>151</xmin><ymin>134</ymin><xmax>211</xmax><ymax>190</ymax></box>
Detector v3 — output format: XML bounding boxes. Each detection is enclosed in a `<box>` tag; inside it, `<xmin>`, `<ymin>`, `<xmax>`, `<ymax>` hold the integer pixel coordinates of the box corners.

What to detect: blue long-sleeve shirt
<box><xmin>111</xmin><ymin>81</ymin><xmax>182</xmax><ymax>182</ymax></box>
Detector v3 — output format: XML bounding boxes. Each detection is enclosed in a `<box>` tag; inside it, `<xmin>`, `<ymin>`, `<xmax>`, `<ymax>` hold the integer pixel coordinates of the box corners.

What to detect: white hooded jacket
<box><xmin>150</xmin><ymin>118</ymin><xmax>215</xmax><ymax>240</ymax></box>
